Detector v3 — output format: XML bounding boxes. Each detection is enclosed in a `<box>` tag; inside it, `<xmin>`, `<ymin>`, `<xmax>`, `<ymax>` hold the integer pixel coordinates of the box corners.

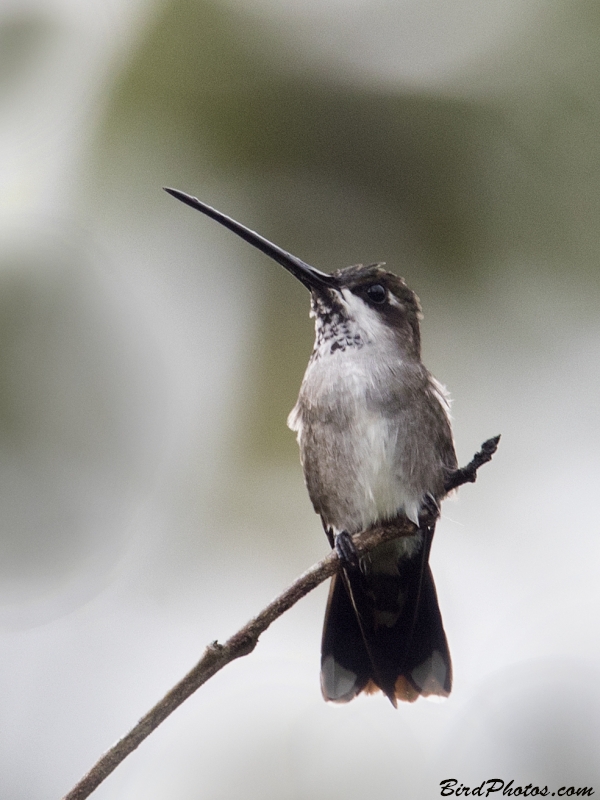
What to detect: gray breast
<box><xmin>288</xmin><ymin>346</ymin><xmax>456</xmax><ymax>533</ymax></box>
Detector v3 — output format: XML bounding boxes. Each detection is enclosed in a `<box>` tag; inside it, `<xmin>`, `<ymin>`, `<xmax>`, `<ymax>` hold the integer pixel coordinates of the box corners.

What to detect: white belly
<box><xmin>344</xmin><ymin>411</ymin><xmax>422</xmax><ymax>527</ymax></box>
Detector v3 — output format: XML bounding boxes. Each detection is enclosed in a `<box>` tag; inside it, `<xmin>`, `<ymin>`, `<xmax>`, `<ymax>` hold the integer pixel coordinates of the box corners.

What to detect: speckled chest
<box><xmin>312</xmin><ymin>304</ymin><xmax>365</xmax><ymax>358</ymax></box>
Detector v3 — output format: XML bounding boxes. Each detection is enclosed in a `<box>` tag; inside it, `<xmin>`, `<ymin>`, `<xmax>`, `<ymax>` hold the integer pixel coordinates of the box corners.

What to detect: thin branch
<box><xmin>444</xmin><ymin>435</ymin><xmax>501</xmax><ymax>493</ymax></box>
<box><xmin>61</xmin><ymin>436</ymin><xmax>500</xmax><ymax>800</ymax></box>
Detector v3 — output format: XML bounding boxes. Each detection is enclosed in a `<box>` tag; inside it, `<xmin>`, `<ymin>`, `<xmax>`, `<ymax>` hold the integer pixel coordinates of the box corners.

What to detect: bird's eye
<box><xmin>366</xmin><ymin>284</ymin><xmax>386</xmax><ymax>304</ymax></box>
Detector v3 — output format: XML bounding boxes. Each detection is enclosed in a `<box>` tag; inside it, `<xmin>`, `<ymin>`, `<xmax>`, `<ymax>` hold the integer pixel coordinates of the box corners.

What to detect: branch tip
<box><xmin>444</xmin><ymin>434</ymin><xmax>501</xmax><ymax>493</ymax></box>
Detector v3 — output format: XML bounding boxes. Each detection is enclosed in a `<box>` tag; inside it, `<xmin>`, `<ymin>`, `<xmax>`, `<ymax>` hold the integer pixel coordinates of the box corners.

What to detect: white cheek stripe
<box><xmin>339</xmin><ymin>288</ymin><xmax>393</xmax><ymax>346</ymax></box>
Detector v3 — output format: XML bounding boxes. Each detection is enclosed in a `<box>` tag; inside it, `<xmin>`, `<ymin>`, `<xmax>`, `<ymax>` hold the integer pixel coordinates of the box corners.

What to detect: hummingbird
<box><xmin>165</xmin><ymin>187</ymin><xmax>457</xmax><ymax>706</ymax></box>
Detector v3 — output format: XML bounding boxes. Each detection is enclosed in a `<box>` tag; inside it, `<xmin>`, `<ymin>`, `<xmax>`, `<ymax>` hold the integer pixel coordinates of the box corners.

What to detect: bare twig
<box><xmin>61</xmin><ymin>436</ymin><xmax>499</xmax><ymax>800</ymax></box>
<box><xmin>444</xmin><ymin>435</ymin><xmax>501</xmax><ymax>493</ymax></box>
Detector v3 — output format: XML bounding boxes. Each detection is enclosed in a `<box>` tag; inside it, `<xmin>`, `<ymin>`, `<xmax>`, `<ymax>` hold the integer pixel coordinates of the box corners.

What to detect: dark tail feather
<box><xmin>320</xmin><ymin>545</ymin><xmax>452</xmax><ymax>704</ymax></box>
<box><xmin>320</xmin><ymin>573</ymin><xmax>372</xmax><ymax>702</ymax></box>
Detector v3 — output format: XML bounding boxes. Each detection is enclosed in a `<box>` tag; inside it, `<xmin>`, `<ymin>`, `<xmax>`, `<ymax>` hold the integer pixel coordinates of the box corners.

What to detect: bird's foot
<box><xmin>334</xmin><ymin>530</ymin><xmax>360</xmax><ymax>570</ymax></box>
<box><xmin>418</xmin><ymin>493</ymin><xmax>440</xmax><ymax>532</ymax></box>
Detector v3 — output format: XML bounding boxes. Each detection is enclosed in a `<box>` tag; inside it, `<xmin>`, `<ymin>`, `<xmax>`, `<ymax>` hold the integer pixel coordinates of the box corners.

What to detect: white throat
<box><xmin>311</xmin><ymin>288</ymin><xmax>394</xmax><ymax>360</ymax></box>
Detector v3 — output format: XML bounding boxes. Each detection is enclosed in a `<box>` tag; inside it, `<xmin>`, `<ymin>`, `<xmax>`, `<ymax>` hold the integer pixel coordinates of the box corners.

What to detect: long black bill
<box><xmin>164</xmin><ymin>188</ymin><xmax>336</xmax><ymax>292</ymax></box>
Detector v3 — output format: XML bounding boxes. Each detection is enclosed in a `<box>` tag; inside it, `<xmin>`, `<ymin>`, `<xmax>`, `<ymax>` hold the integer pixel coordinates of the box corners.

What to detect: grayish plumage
<box><xmin>288</xmin><ymin>265</ymin><xmax>457</xmax><ymax>532</ymax></box>
<box><xmin>287</xmin><ymin>263</ymin><xmax>457</xmax><ymax>704</ymax></box>
<box><xmin>164</xmin><ymin>189</ymin><xmax>458</xmax><ymax>706</ymax></box>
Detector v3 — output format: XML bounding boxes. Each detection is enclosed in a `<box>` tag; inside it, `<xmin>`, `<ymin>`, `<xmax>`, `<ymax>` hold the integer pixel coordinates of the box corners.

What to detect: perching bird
<box><xmin>165</xmin><ymin>188</ymin><xmax>457</xmax><ymax>705</ymax></box>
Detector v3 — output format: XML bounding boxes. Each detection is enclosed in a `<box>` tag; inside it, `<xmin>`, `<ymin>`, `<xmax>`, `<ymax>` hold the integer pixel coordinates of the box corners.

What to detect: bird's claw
<box><xmin>334</xmin><ymin>531</ymin><xmax>360</xmax><ymax>570</ymax></box>
<box><xmin>418</xmin><ymin>492</ymin><xmax>440</xmax><ymax>531</ymax></box>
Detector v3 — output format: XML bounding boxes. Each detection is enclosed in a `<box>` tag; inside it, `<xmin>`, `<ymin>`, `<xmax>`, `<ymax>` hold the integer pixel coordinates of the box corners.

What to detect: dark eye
<box><xmin>366</xmin><ymin>284</ymin><xmax>386</xmax><ymax>304</ymax></box>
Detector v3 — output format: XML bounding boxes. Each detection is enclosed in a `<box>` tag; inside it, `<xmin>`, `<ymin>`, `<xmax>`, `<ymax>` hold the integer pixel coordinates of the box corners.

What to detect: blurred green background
<box><xmin>1</xmin><ymin>0</ymin><xmax>599</xmax><ymax>797</ymax></box>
